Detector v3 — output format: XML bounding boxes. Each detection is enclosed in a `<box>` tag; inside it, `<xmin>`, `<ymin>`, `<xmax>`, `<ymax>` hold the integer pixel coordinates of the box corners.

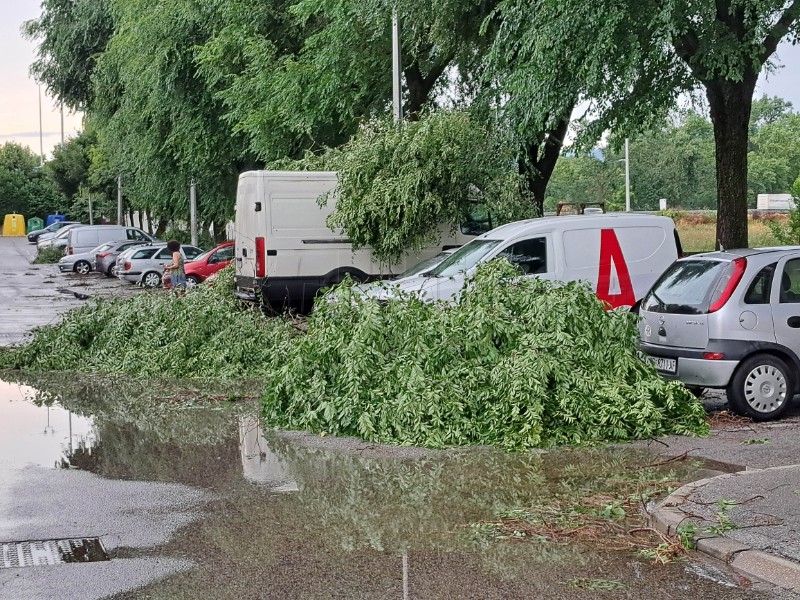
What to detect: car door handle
<box><xmin>788</xmin><ymin>316</ymin><xmax>800</xmax><ymax>328</ymax></box>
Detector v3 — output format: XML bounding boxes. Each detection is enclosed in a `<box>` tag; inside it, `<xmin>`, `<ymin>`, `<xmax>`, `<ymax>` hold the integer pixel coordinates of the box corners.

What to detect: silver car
<box><xmin>116</xmin><ymin>243</ymin><xmax>203</xmax><ymax>288</ymax></box>
<box><xmin>95</xmin><ymin>239</ymin><xmax>151</xmax><ymax>277</ymax></box>
<box><xmin>58</xmin><ymin>242</ymin><xmax>114</xmax><ymax>274</ymax></box>
<box><xmin>639</xmin><ymin>247</ymin><xmax>800</xmax><ymax>420</ymax></box>
<box><xmin>37</xmin><ymin>223</ymin><xmax>83</xmax><ymax>252</ymax></box>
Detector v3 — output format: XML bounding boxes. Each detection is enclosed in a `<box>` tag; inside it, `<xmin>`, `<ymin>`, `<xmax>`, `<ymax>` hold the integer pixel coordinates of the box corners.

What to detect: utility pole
<box><xmin>38</xmin><ymin>85</ymin><xmax>44</xmax><ymax>166</ymax></box>
<box><xmin>60</xmin><ymin>103</ymin><xmax>64</xmax><ymax>147</ymax></box>
<box><xmin>624</xmin><ymin>138</ymin><xmax>631</xmax><ymax>212</ymax></box>
<box><xmin>392</xmin><ymin>8</ymin><xmax>402</xmax><ymax>122</ymax></box>
<box><xmin>190</xmin><ymin>179</ymin><xmax>198</xmax><ymax>247</ymax></box>
<box><xmin>117</xmin><ymin>176</ymin><xmax>123</xmax><ymax>225</ymax></box>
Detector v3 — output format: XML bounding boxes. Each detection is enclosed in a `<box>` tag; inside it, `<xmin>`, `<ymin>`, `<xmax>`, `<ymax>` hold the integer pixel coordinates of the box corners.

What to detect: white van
<box><xmin>66</xmin><ymin>225</ymin><xmax>155</xmax><ymax>256</ymax></box>
<box><xmin>233</xmin><ymin>170</ymin><xmax>483</xmax><ymax>310</ymax></box>
<box><xmin>368</xmin><ymin>214</ymin><xmax>682</xmax><ymax>308</ymax></box>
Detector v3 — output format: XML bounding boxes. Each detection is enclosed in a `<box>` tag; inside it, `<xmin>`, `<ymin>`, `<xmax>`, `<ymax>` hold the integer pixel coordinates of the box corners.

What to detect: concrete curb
<box><xmin>650</xmin><ymin>470</ymin><xmax>800</xmax><ymax>591</ymax></box>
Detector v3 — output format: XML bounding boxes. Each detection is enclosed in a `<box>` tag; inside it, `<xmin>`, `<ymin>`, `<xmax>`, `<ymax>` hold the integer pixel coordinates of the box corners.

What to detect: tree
<box><xmin>24</xmin><ymin>0</ymin><xmax>115</xmax><ymax>111</ymax></box>
<box><xmin>0</xmin><ymin>143</ymin><xmax>66</xmax><ymax>218</ymax></box>
<box><xmin>495</xmin><ymin>0</ymin><xmax>800</xmax><ymax>249</ymax></box>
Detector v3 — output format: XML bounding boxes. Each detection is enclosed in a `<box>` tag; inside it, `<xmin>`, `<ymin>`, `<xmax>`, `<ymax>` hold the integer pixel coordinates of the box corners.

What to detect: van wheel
<box><xmin>73</xmin><ymin>260</ymin><xmax>91</xmax><ymax>275</ymax></box>
<box><xmin>142</xmin><ymin>271</ymin><xmax>162</xmax><ymax>288</ymax></box>
<box><xmin>727</xmin><ymin>354</ymin><xmax>793</xmax><ymax>420</ymax></box>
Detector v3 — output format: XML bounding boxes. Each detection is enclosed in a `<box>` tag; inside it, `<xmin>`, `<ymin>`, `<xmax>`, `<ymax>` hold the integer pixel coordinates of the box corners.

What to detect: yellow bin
<box><xmin>2</xmin><ymin>214</ymin><xmax>26</xmax><ymax>236</ymax></box>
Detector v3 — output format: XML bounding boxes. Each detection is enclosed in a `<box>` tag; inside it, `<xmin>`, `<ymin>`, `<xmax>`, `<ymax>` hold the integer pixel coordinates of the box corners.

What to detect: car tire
<box><xmin>142</xmin><ymin>271</ymin><xmax>162</xmax><ymax>288</ymax></box>
<box><xmin>727</xmin><ymin>354</ymin><xmax>794</xmax><ymax>421</ymax></box>
<box><xmin>73</xmin><ymin>260</ymin><xmax>91</xmax><ymax>275</ymax></box>
<box><xmin>105</xmin><ymin>265</ymin><xmax>116</xmax><ymax>278</ymax></box>
<box><xmin>186</xmin><ymin>275</ymin><xmax>201</xmax><ymax>288</ymax></box>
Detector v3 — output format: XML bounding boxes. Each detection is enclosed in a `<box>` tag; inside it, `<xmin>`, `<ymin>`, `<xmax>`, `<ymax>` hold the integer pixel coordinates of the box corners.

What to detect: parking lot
<box><xmin>0</xmin><ymin>236</ymin><xmax>142</xmax><ymax>347</ymax></box>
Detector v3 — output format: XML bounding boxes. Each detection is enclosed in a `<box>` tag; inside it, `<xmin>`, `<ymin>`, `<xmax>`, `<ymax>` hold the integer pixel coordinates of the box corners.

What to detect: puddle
<box><xmin>0</xmin><ymin>372</ymin><xmax>783</xmax><ymax>600</ymax></box>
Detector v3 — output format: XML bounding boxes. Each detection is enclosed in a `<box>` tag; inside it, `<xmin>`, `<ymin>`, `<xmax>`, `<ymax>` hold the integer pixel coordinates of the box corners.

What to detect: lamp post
<box><xmin>392</xmin><ymin>8</ymin><xmax>403</xmax><ymax>122</ymax></box>
<box><xmin>616</xmin><ymin>139</ymin><xmax>631</xmax><ymax>212</ymax></box>
<box><xmin>38</xmin><ymin>85</ymin><xmax>44</xmax><ymax>166</ymax></box>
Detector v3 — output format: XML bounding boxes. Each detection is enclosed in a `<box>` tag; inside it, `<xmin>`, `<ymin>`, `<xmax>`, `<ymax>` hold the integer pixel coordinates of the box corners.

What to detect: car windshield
<box><xmin>641</xmin><ymin>259</ymin><xmax>728</xmax><ymax>314</ymax></box>
<box><xmin>429</xmin><ymin>240</ymin><xmax>502</xmax><ymax>278</ymax></box>
<box><xmin>396</xmin><ymin>251</ymin><xmax>452</xmax><ymax>279</ymax></box>
<box><xmin>183</xmin><ymin>246</ymin><xmax>203</xmax><ymax>259</ymax></box>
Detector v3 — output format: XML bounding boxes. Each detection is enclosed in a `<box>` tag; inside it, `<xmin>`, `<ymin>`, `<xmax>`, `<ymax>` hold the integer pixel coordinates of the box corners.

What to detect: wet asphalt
<box><xmin>3</xmin><ymin>236</ymin><xmax>800</xmax><ymax>599</ymax></box>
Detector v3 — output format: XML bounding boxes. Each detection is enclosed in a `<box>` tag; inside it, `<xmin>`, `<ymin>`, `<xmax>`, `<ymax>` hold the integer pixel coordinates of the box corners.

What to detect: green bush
<box><xmin>0</xmin><ymin>266</ymin><xmax>296</xmax><ymax>378</ymax></box>
<box><xmin>33</xmin><ymin>246</ymin><xmax>65</xmax><ymax>264</ymax></box>
<box><xmin>263</xmin><ymin>261</ymin><xmax>709</xmax><ymax>450</ymax></box>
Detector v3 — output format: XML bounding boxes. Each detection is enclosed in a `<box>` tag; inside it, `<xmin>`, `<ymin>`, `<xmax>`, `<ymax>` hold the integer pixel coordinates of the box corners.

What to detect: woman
<box><xmin>164</xmin><ymin>239</ymin><xmax>187</xmax><ymax>291</ymax></box>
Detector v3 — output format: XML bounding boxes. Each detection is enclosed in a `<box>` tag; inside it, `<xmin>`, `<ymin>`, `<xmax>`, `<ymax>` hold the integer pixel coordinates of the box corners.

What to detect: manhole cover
<box><xmin>1</xmin><ymin>538</ymin><xmax>109</xmax><ymax>568</ymax></box>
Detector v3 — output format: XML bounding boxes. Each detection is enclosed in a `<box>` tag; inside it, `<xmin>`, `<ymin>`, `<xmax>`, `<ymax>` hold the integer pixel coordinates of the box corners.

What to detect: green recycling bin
<box><xmin>27</xmin><ymin>217</ymin><xmax>44</xmax><ymax>233</ymax></box>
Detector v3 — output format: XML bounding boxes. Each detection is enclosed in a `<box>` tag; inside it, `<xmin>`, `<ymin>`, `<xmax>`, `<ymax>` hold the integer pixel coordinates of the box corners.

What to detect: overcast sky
<box><xmin>2</xmin><ymin>1</ymin><xmax>799</xmax><ymax>160</ymax></box>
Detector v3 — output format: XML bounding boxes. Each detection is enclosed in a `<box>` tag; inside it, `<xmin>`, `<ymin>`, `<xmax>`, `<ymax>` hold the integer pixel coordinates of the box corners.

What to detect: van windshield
<box><xmin>641</xmin><ymin>259</ymin><xmax>727</xmax><ymax>314</ymax></box>
<box><xmin>429</xmin><ymin>240</ymin><xmax>501</xmax><ymax>277</ymax></box>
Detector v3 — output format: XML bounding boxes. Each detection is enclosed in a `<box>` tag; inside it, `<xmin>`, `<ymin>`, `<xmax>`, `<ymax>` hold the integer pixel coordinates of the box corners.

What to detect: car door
<box><xmin>771</xmin><ymin>254</ymin><xmax>800</xmax><ymax>357</ymax></box>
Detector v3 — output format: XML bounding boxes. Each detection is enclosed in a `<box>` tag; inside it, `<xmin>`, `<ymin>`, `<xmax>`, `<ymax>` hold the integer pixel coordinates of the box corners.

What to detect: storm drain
<box><xmin>1</xmin><ymin>538</ymin><xmax>109</xmax><ymax>568</ymax></box>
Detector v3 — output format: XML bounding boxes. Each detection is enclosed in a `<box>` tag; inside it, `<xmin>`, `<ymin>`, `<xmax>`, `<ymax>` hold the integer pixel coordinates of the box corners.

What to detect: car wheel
<box><xmin>105</xmin><ymin>265</ymin><xmax>117</xmax><ymax>278</ymax></box>
<box><xmin>186</xmin><ymin>275</ymin><xmax>201</xmax><ymax>288</ymax></box>
<box><xmin>74</xmin><ymin>260</ymin><xmax>91</xmax><ymax>275</ymax></box>
<box><xmin>142</xmin><ymin>271</ymin><xmax>162</xmax><ymax>288</ymax></box>
<box><xmin>727</xmin><ymin>354</ymin><xmax>793</xmax><ymax>421</ymax></box>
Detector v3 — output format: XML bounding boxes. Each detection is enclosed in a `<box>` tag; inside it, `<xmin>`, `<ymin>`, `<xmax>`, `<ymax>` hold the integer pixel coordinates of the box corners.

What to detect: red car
<box><xmin>184</xmin><ymin>241</ymin><xmax>234</xmax><ymax>286</ymax></box>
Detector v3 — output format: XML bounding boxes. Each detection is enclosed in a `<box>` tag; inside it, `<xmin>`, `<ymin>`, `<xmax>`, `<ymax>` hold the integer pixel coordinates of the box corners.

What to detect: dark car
<box><xmin>27</xmin><ymin>221</ymin><xmax>81</xmax><ymax>244</ymax></box>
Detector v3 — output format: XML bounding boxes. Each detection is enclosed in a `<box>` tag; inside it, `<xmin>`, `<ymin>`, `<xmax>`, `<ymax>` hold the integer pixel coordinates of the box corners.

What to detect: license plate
<box><xmin>653</xmin><ymin>357</ymin><xmax>677</xmax><ymax>374</ymax></box>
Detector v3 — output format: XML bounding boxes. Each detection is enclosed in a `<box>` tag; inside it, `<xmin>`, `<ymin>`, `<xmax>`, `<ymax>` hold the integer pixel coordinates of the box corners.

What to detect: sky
<box><xmin>1</xmin><ymin>1</ymin><xmax>800</xmax><ymax>161</ymax></box>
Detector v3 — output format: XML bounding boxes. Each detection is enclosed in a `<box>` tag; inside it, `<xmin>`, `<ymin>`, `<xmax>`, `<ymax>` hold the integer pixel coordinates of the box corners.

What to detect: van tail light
<box><xmin>68</xmin><ymin>247</ymin><xmax>74</xmax><ymax>255</ymax></box>
<box><xmin>709</xmin><ymin>257</ymin><xmax>747</xmax><ymax>313</ymax></box>
<box><xmin>255</xmin><ymin>237</ymin><xmax>266</xmax><ymax>278</ymax></box>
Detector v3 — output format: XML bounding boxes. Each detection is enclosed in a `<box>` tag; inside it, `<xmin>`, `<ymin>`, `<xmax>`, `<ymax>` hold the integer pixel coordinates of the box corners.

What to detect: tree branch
<box><xmin>760</xmin><ymin>0</ymin><xmax>800</xmax><ymax>64</ymax></box>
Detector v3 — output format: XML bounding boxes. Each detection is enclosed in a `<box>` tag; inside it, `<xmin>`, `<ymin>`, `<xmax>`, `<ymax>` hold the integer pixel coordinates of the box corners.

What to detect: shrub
<box><xmin>33</xmin><ymin>246</ymin><xmax>65</xmax><ymax>264</ymax></box>
<box><xmin>262</xmin><ymin>261</ymin><xmax>709</xmax><ymax>450</ymax></box>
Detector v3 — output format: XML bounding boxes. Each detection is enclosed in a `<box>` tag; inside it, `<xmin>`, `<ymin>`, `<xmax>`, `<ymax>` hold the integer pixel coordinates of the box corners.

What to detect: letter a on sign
<box><xmin>596</xmin><ymin>229</ymin><xmax>635</xmax><ymax>308</ymax></box>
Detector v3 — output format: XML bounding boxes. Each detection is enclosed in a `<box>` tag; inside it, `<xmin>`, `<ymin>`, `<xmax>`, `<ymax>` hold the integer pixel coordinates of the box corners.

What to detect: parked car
<box><xmin>58</xmin><ymin>242</ymin><xmax>114</xmax><ymax>275</ymax></box>
<box><xmin>365</xmin><ymin>214</ymin><xmax>681</xmax><ymax>307</ymax></box>
<box><xmin>116</xmin><ymin>243</ymin><xmax>203</xmax><ymax>287</ymax></box>
<box><xmin>95</xmin><ymin>240</ymin><xmax>151</xmax><ymax>277</ymax></box>
<box><xmin>184</xmin><ymin>241</ymin><xmax>234</xmax><ymax>287</ymax></box>
<box><xmin>638</xmin><ymin>247</ymin><xmax>800</xmax><ymax>420</ymax></box>
<box><xmin>27</xmin><ymin>221</ymin><xmax>81</xmax><ymax>244</ymax></box>
<box><xmin>65</xmin><ymin>225</ymin><xmax>155</xmax><ymax>256</ymax></box>
<box><xmin>37</xmin><ymin>224</ymin><xmax>84</xmax><ymax>253</ymax></box>
<box><xmin>354</xmin><ymin>249</ymin><xmax>457</xmax><ymax>297</ymax></box>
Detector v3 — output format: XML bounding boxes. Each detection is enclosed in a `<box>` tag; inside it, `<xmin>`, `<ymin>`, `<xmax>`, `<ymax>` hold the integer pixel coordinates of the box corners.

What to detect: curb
<box><xmin>650</xmin><ymin>471</ymin><xmax>800</xmax><ymax>591</ymax></box>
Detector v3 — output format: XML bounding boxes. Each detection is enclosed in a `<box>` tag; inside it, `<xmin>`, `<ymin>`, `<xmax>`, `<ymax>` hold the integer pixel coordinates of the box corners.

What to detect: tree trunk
<box><xmin>404</xmin><ymin>57</ymin><xmax>451</xmax><ymax>120</ymax></box>
<box><xmin>706</xmin><ymin>77</ymin><xmax>756</xmax><ymax>250</ymax></box>
<box><xmin>518</xmin><ymin>116</ymin><xmax>571</xmax><ymax>216</ymax></box>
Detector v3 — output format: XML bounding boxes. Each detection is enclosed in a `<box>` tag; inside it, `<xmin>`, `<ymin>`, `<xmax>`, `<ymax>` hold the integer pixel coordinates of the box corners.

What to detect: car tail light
<box><xmin>704</xmin><ymin>352</ymin><xmax>724</xmax><ymax>360</ymax></box>
<box><xmin>255</xmin><ymin>237</ymin><xmax>266</xmax><ymax>278</ymax></box>
<box><xmin>97</xmin><ymin>252</ymin><xmax>110</xmax><ymax>259</ymax></box>
<box><xmin>708</xmin><ymin>257</ymin><xmax>746</xmax><ymax>313</ymax></box>
<box><xmin>124</xmin><ymin>261</ymin><xmax>131</xmax><ymax>271</ymax></box>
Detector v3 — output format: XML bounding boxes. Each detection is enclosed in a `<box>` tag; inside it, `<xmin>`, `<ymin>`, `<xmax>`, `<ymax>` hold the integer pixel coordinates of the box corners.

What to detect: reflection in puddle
<box><xmin>0</xmin><ymin>380</ymin><xmax>95</xmax><ymax>469</ymax></box>
<box><xmin>0</xmin><ymin>372</ymin><xmax>765</xmax><ymax>600</ymax></box>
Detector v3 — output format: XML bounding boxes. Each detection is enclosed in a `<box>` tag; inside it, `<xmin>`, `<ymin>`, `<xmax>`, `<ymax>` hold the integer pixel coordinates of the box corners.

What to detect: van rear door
<box><xmin>234</xmin><ymin>173</ymin><xmax>264</xmax><ymax>280</ymax></box>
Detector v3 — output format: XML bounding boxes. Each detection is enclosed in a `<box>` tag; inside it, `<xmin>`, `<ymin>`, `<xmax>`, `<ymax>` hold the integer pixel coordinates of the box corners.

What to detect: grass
<box><xmin>675</xmin><ymin>215</ymin><xmax>783</xmax><ymax>253</ymax></box>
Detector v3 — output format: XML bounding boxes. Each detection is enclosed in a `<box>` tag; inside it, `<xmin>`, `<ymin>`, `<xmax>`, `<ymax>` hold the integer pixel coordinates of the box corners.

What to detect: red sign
<box><xmin>596</xmin><ymin>229</ymin><xmax>635</xmax><ymax>308</ymax></box>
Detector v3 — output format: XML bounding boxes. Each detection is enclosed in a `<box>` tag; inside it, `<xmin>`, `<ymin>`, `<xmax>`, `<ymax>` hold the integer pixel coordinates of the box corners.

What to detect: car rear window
<box><xmin>641</xmin><ymin>259</ymin><xmax>728</xmax><ymax>314</ymax></box>
<box><xmin>132</xmin><ymin>248</ymin><xmax>158</xmax><ymax>259</ymax></box>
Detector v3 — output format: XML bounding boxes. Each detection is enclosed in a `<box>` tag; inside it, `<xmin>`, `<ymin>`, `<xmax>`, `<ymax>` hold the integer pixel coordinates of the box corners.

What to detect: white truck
<box><xmin>233</xmin><ymin>170</ymin><xmax>481</xmax><ymax>310</ymax></box>
<box><xmin>756</xmin><ymin>193</ymin><xmax>794</xmax><ymax>210</ymax></box>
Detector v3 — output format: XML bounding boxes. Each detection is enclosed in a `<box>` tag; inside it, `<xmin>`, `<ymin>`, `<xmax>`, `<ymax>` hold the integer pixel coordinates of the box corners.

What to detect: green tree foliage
<box><xmin>0</xmin><ymin>143</ymin><xmax>66</xmax><ymax>219</ymax></box>
<box><xmin>90</xmin><ymin>0</ymin><xmax>250</xmax><ymax>234</ymax></box>
<box><xmin>768</xmin><ymin>176</ymin><xmax>800</xmax><ymax>244</ymax></box>
<box><xmin>289</xmin><ymin>111</ymin><xmax>527</xmax><ymax>262</ymax></box>
<box><xmin>24</xmin><ymin>0</ymin><xmax>115</xmax><ymax>111</ymax></box>
<box><xmin>491</xmin><ymin>0</ymin><xmax>800</xmax><ymax>249</ymax></box>
<box><xmin>264</xmin><ymin>261</ymin><xmax>709</xmax><ymax>450</ymax></box>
